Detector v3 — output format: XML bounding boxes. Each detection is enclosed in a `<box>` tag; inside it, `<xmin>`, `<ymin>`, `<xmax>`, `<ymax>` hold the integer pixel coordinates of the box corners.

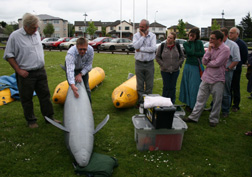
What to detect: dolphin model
<box><xmin>45</xmin><ymin>80</ymin><xmax>109</xmax><ymax>167</ymax></box>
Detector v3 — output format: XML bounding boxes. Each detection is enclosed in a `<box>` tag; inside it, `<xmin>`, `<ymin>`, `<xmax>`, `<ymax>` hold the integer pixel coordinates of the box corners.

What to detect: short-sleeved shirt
<box><xmin>3</xmin><ymin>28</ymin><xmax>44</xmax><ymax>70</ymax></box>
<box><xmin>224</xmin><ymin>38</ymin><xmax>240</xmax><ymax>70</ymax></box>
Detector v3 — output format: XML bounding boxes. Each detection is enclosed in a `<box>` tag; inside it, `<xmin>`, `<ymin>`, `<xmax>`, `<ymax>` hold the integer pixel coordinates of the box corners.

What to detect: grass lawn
<box><xmin>1</xmin><ymin>50</ymin><xmax>252</xmax><ymax>177</ymax></box>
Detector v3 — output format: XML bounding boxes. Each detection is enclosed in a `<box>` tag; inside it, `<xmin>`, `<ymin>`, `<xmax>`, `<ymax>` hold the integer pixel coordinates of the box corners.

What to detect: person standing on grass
<box><xmin>183</xmin><ymin>30</ymin><xmax>230</xmax><ymax>127</ymax></box>
<box><xmin>179</xmin><ymin>27</ymin><xmax>205</xmax><ymax>112</ymax></box>
<box><xmin>229</xmin><ymin>27</ymin><xmax>249</xmax><ymax>112</ymax></box>
<box><xmin>133</xmin><ymin>19</ymin><xmax>156</xmax><ymax>106</ymax></box>
<box><xmin>3</xmin><ymin>13</ymin><xmax>61</xmax><ymax>128</ymax></box>
<box><xmin>156</xmin><ymin>32</ymin><xmax>184</xmax><ymax>104</ymax></box>
<box><xmin>220</xmin><ymin>28</ymin><xmax>240</xmax><ymax>118</ymax></box>
<box><xmin>65</xmin><ymin>37</ymin><xmax>94</xmax><ymax>102</ymax></box>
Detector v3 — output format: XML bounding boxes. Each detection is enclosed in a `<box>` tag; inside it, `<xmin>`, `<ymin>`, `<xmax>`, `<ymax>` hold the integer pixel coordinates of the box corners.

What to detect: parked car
<box><xmin>47</xmin><ymin>37</ymin><xmax>72</xmax><ymax>49</ymax></box>
<box><xmin>41</xmin><ymin>37</ymin><xmax>59</xmax><ymax>48</ymax></box>
<box><xmin>88</xmin><ymin>37</ymin><xmax>113</xmax><ymax>50</ymax></box>
<box><xmin>59</xmin><ymin>38</ymin><xmax>78</xmax><ymax>49</ymax></box>
<box><xmin>204</xmin><ymin>42</ymin><xmax>209</xmax><ymax>52</ymax></box>
<box><xmin>101</xmin><ymin>38</ymin><xmax>132</xmax><ymax>50</ymax></box>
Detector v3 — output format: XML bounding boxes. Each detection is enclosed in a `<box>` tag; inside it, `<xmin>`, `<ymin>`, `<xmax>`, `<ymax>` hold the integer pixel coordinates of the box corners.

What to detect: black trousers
<box><xmin>16</xmin><ymin>68</ymin><xmax>54</xmax><ymax>124</ymax></box>
<box><xmin>231</xmin><ymin>68</ymin><xmax>242</xmax><ymax>109</ymax></box>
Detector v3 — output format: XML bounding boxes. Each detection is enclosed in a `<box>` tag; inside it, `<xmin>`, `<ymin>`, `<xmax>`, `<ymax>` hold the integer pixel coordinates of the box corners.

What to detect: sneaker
<box><xmin>209</xmin><ymin>122</ymin><xmax>217</xmax><ymax>127</ymax></box>
<box><xmin>231</xmin><ymin>107</ymin><xmax>239</xmax><ymax>112</ymax></box>
<box><xmin>28</xmin><ymin>123</ymin><xmax>39</xmax><ymax>128</ymax></box>
<box><xmin>222</xmin><ymin>113</ymin><xmax>229</xmax><ymax>118</ymax></box>
<box><xmin>182</xmin><ymin>117</ymin><xmax>197</xmax><ymax>123</ymax></box>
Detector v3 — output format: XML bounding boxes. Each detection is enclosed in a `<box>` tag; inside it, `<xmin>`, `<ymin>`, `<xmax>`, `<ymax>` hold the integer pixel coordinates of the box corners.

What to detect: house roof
<box><xmin>18</xmin><ymin>14</ymin><xmax>68</xmax><ymax>22</ymax></box>
<box><xmin>74</xmin><ymin>21</ymin><xmax>103</xmax><ymax>26</ymax></box>
<box><xmin>168</xmin><ymin>22</ymin><xmax>196</xmax><ymax>29</ymax></box>
<box><xmin>150</xmin><ymin>22</ymin><xmax>166</xmax><ymax>28</ymax></box>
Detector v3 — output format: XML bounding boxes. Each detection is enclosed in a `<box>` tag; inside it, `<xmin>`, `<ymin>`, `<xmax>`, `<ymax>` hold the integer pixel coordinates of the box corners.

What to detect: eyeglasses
<box><xmin>78</xmin><ymin>48</ymin><xmax>87</xmax><ymax>51</ymax></box>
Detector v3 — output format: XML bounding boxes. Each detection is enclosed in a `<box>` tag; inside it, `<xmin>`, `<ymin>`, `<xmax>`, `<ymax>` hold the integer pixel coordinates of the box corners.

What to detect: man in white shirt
<box><xmin>133</xmin><ymin>19</ymin><xmax>156</xmax><ymax>105</ymax></box>
<box><xmin>3</xmin><ymin>13</ymin><xmax>60</xmax><ymax>128</ymax></box>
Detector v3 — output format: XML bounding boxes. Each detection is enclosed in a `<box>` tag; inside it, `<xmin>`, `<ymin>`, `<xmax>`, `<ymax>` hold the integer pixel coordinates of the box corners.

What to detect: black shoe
<box><xmin>183</xmin><ymin>117</ymin><xmax>197</xmax><ymax>123</ymax></box>
<box><xmin>209</xmin><ymin>122</ymin><xmax>217</xmax><ymax>127</ymax></box>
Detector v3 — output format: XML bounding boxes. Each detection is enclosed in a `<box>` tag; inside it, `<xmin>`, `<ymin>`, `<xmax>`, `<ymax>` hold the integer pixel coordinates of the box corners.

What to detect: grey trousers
<box><xmin>135</xmin><ymin>60</ymin><xmax>154</xmax><ymax>104</ymax></box>
<box><xmin>189</xmin><ymin>81</ymin><xmax>224</xmax><ymax>124</ymax></box>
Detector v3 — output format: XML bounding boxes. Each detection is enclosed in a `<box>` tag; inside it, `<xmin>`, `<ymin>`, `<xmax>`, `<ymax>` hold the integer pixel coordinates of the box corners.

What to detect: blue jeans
<box><xmin>161</xmin><ymin>70</ymin><xmax>180</xmax><ymax>104</ymax></box>
<box><xmin>222</xmin><ymin>70</ymin><xmax>234</xmax><ymax>114</ymax></box>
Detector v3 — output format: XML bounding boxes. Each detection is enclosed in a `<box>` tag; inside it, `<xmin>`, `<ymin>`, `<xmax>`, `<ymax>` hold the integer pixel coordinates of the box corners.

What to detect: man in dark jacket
<box><xmin>229</xmin><ymin>27</ymin><xmax>248</xmax><ymax>112</ymax></box>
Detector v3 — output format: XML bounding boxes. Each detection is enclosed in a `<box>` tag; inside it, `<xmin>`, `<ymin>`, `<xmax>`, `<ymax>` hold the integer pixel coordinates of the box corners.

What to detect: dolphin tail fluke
<box><xmin>94</xmin><ymin>114</ymin><xmax>110</xmax><ymax>134</ymax></box>
<box><xmin>60</xmin><ymin>64</ymin><xmax>66</xmax><ymax>71</ymax></box>
<box><xmin>44</xmin><ymin>116</ymin><xmax>70</xmax><ymax>132</ymax></box>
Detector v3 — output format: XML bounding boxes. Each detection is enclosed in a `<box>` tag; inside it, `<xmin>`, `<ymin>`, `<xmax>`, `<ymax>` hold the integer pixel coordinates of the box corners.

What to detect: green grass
<box><xmin>1</xmin><ymin>50</ymin><xmax>252</xmax><ymax>177</ymax></box>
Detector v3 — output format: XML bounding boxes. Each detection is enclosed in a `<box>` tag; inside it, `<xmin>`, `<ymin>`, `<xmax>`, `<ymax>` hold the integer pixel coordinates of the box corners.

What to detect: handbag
<box><xmin>197</xmin><ymin>58</ymin><xmax>204</xmax><ymax>77</ymax></box>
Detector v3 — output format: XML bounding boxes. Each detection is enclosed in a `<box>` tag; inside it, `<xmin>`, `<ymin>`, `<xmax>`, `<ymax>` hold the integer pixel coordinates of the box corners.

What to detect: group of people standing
<box><xmin>2</xmin><ymin>13</ymin><xmax>249</xmax><ymax>129</ymax></box>
<box><xmin>133</xmin><ymin>19</ymin><xmax>248</xmax><ymax>127</ymax></box>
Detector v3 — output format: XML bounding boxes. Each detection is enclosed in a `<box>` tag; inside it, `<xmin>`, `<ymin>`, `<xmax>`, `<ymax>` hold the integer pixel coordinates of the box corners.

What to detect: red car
<box><xmin>88</xmin><ymin>37</ymin><xmax>112</xmax><ymax>50</ymax></box>
<box><xmin>48</xmin><ymin>37</ymin><xmax>72</xmax><ymax>49</ymax></box>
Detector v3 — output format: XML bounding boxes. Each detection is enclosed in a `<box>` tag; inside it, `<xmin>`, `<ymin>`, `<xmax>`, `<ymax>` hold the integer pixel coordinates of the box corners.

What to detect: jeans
<box><xmin>222</xmin><ymin>70</ymin><xmax>234</xmax><ymax>114</ymax></box>
<box><xmin>161</xmin><ymin>70</ymin><xmax>180</xmax><ymax>104</ymax></box>
<box><xmin>231</xmin><ymin>68</ymin><xmax>242</xmax><ymax>109</ymax></box>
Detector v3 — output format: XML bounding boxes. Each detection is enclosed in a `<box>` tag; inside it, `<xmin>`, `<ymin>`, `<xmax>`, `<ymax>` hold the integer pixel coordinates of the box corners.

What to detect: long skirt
<box><xmin>179</xmin><ymin>64</ymin><xmax>201</xmax><ymax>109</ymax></box>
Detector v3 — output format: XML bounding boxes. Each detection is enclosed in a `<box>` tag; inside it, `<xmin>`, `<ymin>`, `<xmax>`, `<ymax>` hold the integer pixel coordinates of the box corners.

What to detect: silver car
<box><xmin>59</xmin><ymin>38</ymin><xmax>78</xmax><ymax>49</ymax></box>
<box><xmin>101</xmin><ymin>38</ymin><xmax>132</xmax><ymax>51</ymax></box>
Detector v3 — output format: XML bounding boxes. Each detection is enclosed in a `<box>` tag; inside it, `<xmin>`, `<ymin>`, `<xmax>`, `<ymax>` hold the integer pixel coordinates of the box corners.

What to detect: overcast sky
<box><xmin>1</xmin><ymin>0</ymin><xmax>251</xmax><ymax>28</ymax></box>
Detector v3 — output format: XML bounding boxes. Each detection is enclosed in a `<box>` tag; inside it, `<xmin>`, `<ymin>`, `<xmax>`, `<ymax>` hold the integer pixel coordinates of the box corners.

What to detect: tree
<box><xmin>43</xmin><ymin>23</ymin><xmax>54</xmax><ymax>37</ymax></box>
<box><xmin>86</xmin><ymin>22</ymin><xmax>97</xmax><ymax>39</ymax></box>
<box><xmin>102</xmin><ymin>26</ymin><xmax>106</xmax><ymax>36</ymax></box>
<box><xmin>0</xmin><ymin>21</ymin><xmax>7</xmax><ymax>28</ymax></box>
<box><xmin>177</xmin><ymin>19</ymin><xmax>186</xmax><ymax>39</ymax></box>
<box><xmin>211</xmin><ymin>19</ymin><xmax>220</xmax><ymax>31</ymax></box>
<box><xmin>4</xmin><ymin>25</ymin><xmax>14</xmax><ymax>36</ymax></box>
<box><xmin>68</xmin><ymin>23</ymin><xmax>75</xmax><ymax>37</ymax></box>
<box><xmin>239</xmin><ymin>12</ymin><xmax>252</xmax><ymax>38</ymax></box>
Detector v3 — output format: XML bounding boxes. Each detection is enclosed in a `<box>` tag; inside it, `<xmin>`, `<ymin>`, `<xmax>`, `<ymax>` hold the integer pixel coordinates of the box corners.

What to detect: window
<box><xmin>159</xmin><ymin>28</ymin><xmax>163</xmax><ymax>31</ymax></box>
<box><xmin>119</xmin><ymin>27</ymin><xmax>121</xmax><ymax>30</ymax></box>
<box><xmin>53</xmin><ymin>20</ymin><xmax>59</xmax><ymax>24</ymax></box>
<box><xmin>125</xmin><ymin>26</ymin><xmax>130</xmax><ymax>30</ymax></box>
<box><xmin>55</xmin><ymin>27</ymin><xmax>60</xmax><ymax>32</ymax></box>
<box><xmin>44</xmin><ymin>21</ymin><xmax>47</xmax><ymax>24</ymax></box>
<box><xmin>110</xmin><ymin>27</ymin><xmax>113</xmax><ymax>30</ymax></box>
<box><xmin>79</xmin><ymin>27</ymin><xmax>82</xmax><ymax>31</ymax></box>
<box><xmin>152</xmin><ymin>27</ymin><xmax>155</xmax><ymax>31</ymax></box>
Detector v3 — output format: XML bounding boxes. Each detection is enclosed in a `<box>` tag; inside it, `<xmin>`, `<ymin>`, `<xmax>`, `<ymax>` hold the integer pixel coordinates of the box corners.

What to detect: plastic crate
<box><xmin>132</xmin><ymin>114</ymin><xmax>188</xmax><ymax>151</ymax></box>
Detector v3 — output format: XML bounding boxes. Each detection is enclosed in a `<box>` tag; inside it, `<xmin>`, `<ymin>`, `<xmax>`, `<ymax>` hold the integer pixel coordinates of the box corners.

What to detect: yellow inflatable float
<box><xmin>52</xmin><ymin>67</ymin><xmax>105</xmax><ymax>104</ymax></box>
<box><xmin>112</xmin><ymin>75</ymin><xmax>138</xmax><ymax>108</ymax></box>
<box><xmin>0</xmin><ymin>88</ymin><xmax>14</xmax><ymax>106</ymax></box>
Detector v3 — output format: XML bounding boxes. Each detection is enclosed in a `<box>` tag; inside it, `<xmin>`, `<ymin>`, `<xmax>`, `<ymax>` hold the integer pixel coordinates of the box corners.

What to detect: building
<box><xmin>201</xmin><ymin>18</ymin><xmax>235</xmax><ymax>38</ymax></box>
<box><xmin>74</xmin><ymin>20</ymin><xmax>103</xmax><ymax>39</ymax></box>
<box><xmin>18</xmin><ymin>14</ymin><xmax>68</xmax><ymax>38</ymax></box>
<box><xmin>74</xmin><ymin>20</ymin><xmax>167</xmax><ymax>40</ymax></box>
<box><xmin>167</xmin><ymin>22</ymin><xmax>196</xmax><ymax>38</ymax></box>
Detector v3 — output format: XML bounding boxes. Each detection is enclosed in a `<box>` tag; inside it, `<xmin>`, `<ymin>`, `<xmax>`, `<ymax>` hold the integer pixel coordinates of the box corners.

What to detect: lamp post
<box><xmin>154</xmin><ymin>11</ymin><xmax>158</xmax><ymax>34</ymax></box>
<box><xmin>221</xmin><ymin>10</ymin><xmax>224</xmax><ymax>28</ymax></box>
<box><xmin>83</xmin><ymin>12</ymin><xmax>88</xmax><ymax>37</ymax></box>
<box><xmin>155</xmin><ymin>10</ymin><xmax>158</xmax><ymax>22</ymax></box>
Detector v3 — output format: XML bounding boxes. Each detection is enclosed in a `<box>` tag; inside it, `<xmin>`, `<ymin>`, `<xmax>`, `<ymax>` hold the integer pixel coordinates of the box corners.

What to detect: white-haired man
<box><xmin>3</xmin><ymin>13</ymin><xmax>61</xmax><ymax>128</ymax></box>
<box><xmin>229</xmin><ymin>27</ymin><xmax>248</xmax><ymax>112</ymax></box>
